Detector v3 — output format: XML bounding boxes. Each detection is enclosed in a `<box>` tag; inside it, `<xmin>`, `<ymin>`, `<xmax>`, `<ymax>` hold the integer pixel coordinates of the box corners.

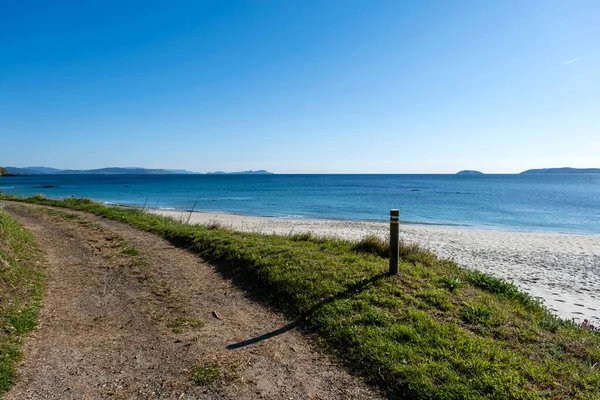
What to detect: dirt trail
<box><xmin>3</xmin><ymin>203</ymin><xmax>380</xmax><ymax>399</ymax></box>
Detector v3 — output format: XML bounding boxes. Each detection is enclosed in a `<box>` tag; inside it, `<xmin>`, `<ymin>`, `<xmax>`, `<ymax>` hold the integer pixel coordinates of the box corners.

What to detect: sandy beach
<box><xmin>150</xmin><ymin>209</ymin><xmax>600</xmax><ymax>326</ymax></box>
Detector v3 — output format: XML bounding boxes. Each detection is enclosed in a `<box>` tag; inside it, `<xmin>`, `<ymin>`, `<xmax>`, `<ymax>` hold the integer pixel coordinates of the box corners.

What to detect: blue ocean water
<box><xmin>1</xmin><ymin>174</ymin><xmax>599</xmax><ymax>234</ymax></box>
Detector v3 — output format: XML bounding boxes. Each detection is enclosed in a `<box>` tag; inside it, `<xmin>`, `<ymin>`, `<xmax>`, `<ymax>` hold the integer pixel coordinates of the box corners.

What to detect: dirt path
<box><xmin>2</xmin><ymin>203</ymin><xmax>380</xmax><ymax>399</ymax></box>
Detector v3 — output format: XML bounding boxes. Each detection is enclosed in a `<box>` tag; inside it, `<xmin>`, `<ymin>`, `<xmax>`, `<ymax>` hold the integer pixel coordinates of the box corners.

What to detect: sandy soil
<box><xmin>151</xmin><ymin>209</ymin><xmax>600</xmax><ymax>326</ymax></box>
<box><xmin>2</xmin><ymin>202</ymin><xmax>380</xmax><ymax>400</ymax></box>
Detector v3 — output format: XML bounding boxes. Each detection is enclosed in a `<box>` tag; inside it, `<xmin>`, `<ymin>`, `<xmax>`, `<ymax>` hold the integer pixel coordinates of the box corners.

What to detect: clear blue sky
<box><xmin>1</xmin><ymin>0</ymin><xmax>598</xmax><ymax>173</ymax></box>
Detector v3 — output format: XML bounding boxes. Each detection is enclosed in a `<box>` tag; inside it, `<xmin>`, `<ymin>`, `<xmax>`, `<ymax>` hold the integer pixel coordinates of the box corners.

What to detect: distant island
<box><xmin>3</xmin><ymin>166</ymin><xmax>274</xmax><ymax>176</ymax></box>
<box><xmin>456</xmin><ymin>170</ymin><xmax>484</xmax><ymax>175</ymax></box>
<box><xmin>520</xmin><ymin>168</ymin><xmax>600</xmax><ymax>174</ymax></box>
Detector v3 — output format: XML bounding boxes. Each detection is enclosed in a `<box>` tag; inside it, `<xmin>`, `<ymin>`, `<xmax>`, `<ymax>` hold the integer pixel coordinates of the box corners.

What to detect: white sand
<box><xmin>150</xmin><ymin>209</ymin><xmax>600</xmax><ymax>325</ymax></box>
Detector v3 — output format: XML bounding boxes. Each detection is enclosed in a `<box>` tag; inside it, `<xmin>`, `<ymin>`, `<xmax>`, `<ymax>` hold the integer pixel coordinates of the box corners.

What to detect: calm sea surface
<box><xmin>1</xmin><ymin>174</ymin><xmax>599</xmax><ymax>234</ymax></box>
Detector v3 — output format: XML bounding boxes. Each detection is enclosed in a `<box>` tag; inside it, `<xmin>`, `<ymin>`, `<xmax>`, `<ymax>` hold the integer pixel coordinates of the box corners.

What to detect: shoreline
<box><xmin>114</xmin><ymin>202</ymin><xmax>600</xmax><ymax>236</ymax></box>
<box><xmin>147</xmin><ymin>207</ymin><xmax>600</xmax><ymax>239</ymax></box>
<box><xmin>149</xmin><ymin>208</ymin><xmax>600</xmax><ymax>326</ymax></box>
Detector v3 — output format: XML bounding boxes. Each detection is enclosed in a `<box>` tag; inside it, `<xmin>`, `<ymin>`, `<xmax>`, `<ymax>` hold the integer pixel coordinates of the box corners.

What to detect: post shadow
<box><xmin>226</xmin><ymin>272</ymin><xmax>388</xmax><ymax>350</ymax></box>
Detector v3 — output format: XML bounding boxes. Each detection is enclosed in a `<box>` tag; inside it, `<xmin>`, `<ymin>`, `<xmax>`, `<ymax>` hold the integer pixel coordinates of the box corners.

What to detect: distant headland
<box><xmin>1</xmin><ymin>166</ymin><xmax>274</xmax><ymax>176</ymax></box>
<box><xmin>520</xmin><ymin>167</ymin><xmax>600</xmax><ymax>174</ymax></box>
<box><xmin>0</xmin><ymin>167</ymin><xmax>14</xmax><ymax>176</ymax></box>
<box><xmin>456</xmin><ymin>170</ymin><xmax>484</xmax><ymax>175</ymax></box>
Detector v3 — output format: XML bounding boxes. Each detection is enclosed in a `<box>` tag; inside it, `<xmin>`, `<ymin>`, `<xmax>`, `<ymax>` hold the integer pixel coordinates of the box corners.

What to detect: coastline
<box><xmin>149</xmin><ymin>208</ymin><xmax>600</xmax><ymax>325</ymax></box>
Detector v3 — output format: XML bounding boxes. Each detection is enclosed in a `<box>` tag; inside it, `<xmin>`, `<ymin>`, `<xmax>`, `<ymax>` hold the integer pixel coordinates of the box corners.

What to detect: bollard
<box><xmin>389</xmin><ymin>209</ymin><xmax>399</xmax><ymax>275</ymax></box>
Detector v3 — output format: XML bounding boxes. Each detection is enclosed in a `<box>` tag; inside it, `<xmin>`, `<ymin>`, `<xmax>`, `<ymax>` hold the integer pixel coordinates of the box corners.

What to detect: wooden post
<box><xmin>389</xmin><ymin>209</ymin><xmax>399</xmax><ymax>275</ymax></box>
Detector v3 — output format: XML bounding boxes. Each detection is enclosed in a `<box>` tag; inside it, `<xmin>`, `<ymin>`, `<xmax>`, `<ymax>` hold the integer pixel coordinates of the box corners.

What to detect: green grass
<box><xmin>0</xmin><ymin>206</ymin><xmax>44</xmax><ymax>394</ymax></box>
<box><xmin>192</xmin><ymin>361</ymin><xmax>221</xmax><ymax>385</ymax></box>
<box><xmin>1</xmin><ymin>195</ymin><xmax>599</xmax><ymax>399</ymax></box>
<box><xmin>121</xmin><ymin>247</ymin><xmax>140</xmax><ymax>256</ymax></box>
<box><xmin>167</xmin><ymin>316</ymin><xmax>204</xmax><ymax>334</ymax></box>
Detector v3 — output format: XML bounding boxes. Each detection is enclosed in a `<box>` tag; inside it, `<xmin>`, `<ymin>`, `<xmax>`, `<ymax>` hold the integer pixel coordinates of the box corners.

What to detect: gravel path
<box><xmin>3</xmin><ymin>202</ymin><xmax>380</xmax><ymax>400</ymax></box>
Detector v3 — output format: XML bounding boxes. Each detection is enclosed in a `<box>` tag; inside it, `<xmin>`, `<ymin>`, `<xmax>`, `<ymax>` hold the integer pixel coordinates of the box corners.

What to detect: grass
<box><xmin>0</xmin><ymin>206</ymin><xmax>44</xmax><ymax>394</ymax></box>
<box><xmin>167</xmin><ymin>316</ymin><xmax>204</xmax><ymax>334</ymax></box>
<box><xmin>121</xmin><ymin>247</ymin><xmax>140</xmax><ymax>256</ymax></box>
<box><xmin>192</xmin><ymin>361</ymin><xmax>221</xmax><ymax>385</ymax></box>
<box><xmin>1</xmin><ymin>194</ymin><xmax>599</xmax><ymax>398</ymax></box>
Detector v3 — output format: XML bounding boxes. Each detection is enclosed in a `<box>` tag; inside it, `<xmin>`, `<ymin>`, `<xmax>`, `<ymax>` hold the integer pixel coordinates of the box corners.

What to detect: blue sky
<box><xmin>1</xmin><ymin>0</ymin><xmax>598</xmax><ymax>173</ymax></box>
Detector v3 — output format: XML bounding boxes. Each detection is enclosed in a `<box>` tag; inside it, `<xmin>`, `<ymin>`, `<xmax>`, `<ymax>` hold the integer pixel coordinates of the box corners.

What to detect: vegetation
<box><xmin>0</xmin><ymin>207</ymin><xmax>44</xmax><ymax>394</ymax></box>
<box><xmin>0</xmin><ymin>167</ymin><xmax>10</xmax><ymax>176</ymax></box>
<box><xmin>167</xmin><ymin>316</ymin><xmax>204</xmax><ymax>334</ymax></box>
<box><xmin>1</xmin><ymin>194</ymin><xmax>599</xmax><ymax>398</ymax></box>
<box><xmin>192</xmin><ymin>361</ymin><xmax>221</xmax><ymax>385</ymax></box>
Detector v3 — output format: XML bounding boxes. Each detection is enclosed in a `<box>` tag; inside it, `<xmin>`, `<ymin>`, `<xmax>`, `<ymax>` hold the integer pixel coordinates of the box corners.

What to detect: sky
<box><xmin>1</xmin><ymin>0</ymin><xmax>598</xmax><ymax>173</ymax></box>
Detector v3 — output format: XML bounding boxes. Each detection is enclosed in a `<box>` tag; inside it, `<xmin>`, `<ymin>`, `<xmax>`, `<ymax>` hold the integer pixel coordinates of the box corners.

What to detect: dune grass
<box><xmin>1</xmin><ymin>194</ymin><xmax>599</xmax><ymax>398</ymax></box>
<box><xmin>0</xmin><ymin>206</ymin><xmax>44</xmax><ymax>394</ymax></box>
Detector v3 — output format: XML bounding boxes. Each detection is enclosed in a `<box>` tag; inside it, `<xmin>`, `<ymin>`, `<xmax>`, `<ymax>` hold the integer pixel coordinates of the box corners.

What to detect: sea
<box><xmin>1</xmin><ymin>174</ymin><xmax>599</xmax><ymax>235</ymax></box>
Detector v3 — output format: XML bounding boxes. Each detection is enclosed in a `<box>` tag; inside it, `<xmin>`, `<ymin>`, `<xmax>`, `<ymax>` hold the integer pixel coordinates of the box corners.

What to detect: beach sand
<box><xmin>150</xmin><ymin>209</ymin><xmax>600</xmax><ymax>326</ymax></box>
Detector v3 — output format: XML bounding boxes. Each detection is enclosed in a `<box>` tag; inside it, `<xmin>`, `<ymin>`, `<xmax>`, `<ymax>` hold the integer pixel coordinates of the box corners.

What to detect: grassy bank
<box><xmin>1</xmin><ymin>195</ymin><xmax>599</xmax><ymax>399</ymax></box>
<box><xmin>0</xmin><ymin>206</ymin><xmax>44</xmax><ymax>394</ymax></box>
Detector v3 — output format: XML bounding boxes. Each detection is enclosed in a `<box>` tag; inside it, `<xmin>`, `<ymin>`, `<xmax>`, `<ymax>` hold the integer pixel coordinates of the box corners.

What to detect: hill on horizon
<box><xmin>3</xmin><ymin>166</ymin><xmax>274</xmax><ymax>175</ymax></box>
<box><xmin>520</xmin><ymin>167</ymin><xmax>600</xmax><ymax>174</ymax></box>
